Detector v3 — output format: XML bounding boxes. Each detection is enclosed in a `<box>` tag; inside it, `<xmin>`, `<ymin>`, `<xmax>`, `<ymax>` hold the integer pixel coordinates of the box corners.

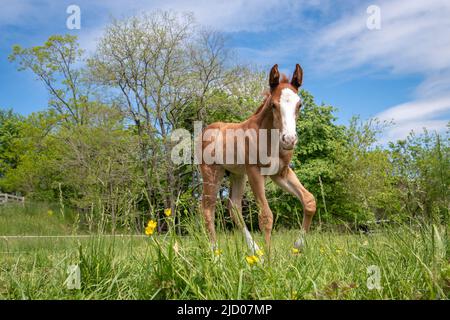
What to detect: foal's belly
<box><xmin>222</xmin><ymin>164</ymin><xmax>246</xmax><ymax>175</ymax></box>
<box><xmin>221</xmin><ymin>156</ymin><xmax>286</xmax><ymax>176</ymax></box>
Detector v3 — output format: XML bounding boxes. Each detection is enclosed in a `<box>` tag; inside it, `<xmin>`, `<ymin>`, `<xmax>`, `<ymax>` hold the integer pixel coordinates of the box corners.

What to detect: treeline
<box><xmin>0</xmin><ymin>11</ymin><xmax>448</xmax><ymax>232</ymax></box>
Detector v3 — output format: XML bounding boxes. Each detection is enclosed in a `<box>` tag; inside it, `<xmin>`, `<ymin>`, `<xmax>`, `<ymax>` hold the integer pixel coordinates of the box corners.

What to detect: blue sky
<box><xmin>1</xmin><ymin>0</ymin><xmax>449</xmax><ymax>142</ymax></box>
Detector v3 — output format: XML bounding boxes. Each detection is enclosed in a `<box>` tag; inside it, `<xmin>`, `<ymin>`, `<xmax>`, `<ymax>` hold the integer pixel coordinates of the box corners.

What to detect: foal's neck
<box><xmin>253</xmin><ymin>96</ymin><xmax>274</xmax><ymax>130</ymax></box>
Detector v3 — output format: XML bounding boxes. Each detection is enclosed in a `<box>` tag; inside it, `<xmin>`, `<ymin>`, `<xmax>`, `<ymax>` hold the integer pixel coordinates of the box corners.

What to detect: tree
<box><xmin>9</xmin><ymin>35</ymin><xmax>92</xmax><ymax>126</ymax></box>
<box><xmin>7</xmin><ymin>35</ymin><xmax>144</xmax><ymax>231</ymax></box>
<box><xmin>0</xmin><ymin>109</ymin><xmax>62</xmax><ymax>198</ymax></box>
<box><xmin>389</xmin><ymin>125</ymin><xmax>450</xmax><ymax>224</ymax></box>
<box><xmin>88</xmin><ymin>11</ymin><xmax>245</xmax><ymax>228</ymax></box>
<box><xmin>335</xmin><ymin>117</ymin><xmax>400</xmax><ymax>225</ymax></box>
<box><xmin>0</xmin><ymin>109</ymin><xmax>23</xmax><ymax>182</ymax></box>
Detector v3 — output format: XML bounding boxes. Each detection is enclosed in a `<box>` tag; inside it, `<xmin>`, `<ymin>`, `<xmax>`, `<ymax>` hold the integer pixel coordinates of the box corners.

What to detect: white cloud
<box><xmin>311</xmin><ymin>0</ymin><xmax>450</xmax><ymax>141</ymax></box>
<box><xmin>1</xmin><ymin>0</ymin><xmax>334</xmax><ymax>55</ymax></box>
<box><xmin>105</xmin><ymin>0</ymin><xmax>332</xmax><ymax>32</ymax></box>
<box><xmin>376</xmin><ymin>96</ymin><xmax>450</xmax><ymax>143</ymax></box>
<box><xmin>379</xmin><ymin>119</ymin><xmax>449</xmax><ymax>144</ymax></box>
<box><xmin>313</xmin><ymin>0</ymin><xmax>450</xmax><ymax>74</ymax></box>
<box><xmin>377</xmin><ymin>96</ymin><xmax>450</xmax><ymax>124</ymax></box>
<box><xmin>416</xmin><ymin>69</ymin><xmax>450</xmax><ymax>98</ymax></box>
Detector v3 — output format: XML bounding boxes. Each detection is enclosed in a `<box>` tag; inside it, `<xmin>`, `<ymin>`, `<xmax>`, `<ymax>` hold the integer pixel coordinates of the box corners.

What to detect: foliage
<box><xmin>0</xmin><ymin>109</ymin><xmax>23</xmax><ymax>181</ymax></box>
<box><xmin>389</xmin><ymin>127</ymin><xmax>450</xmax><ymax>224</ymax></box>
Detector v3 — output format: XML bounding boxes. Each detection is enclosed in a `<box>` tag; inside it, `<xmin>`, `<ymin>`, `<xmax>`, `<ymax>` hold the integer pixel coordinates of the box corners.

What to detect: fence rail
<box><xmin>0</xmin><ymin>193</ymin><xmax>25</xmax><ymax>205</ymax></box>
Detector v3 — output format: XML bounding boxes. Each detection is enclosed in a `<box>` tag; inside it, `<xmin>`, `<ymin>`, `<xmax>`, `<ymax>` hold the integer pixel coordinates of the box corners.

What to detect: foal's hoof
<box><xmin>294</xmin><ymin>237</ymin><xmax>305</xmax><ymax>250</ymax></box>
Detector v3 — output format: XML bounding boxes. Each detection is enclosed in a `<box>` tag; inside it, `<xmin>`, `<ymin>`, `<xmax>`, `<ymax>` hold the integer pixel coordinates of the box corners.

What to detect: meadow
<box><xmin>1</xmin><ymin>203</ymin><xmax>449</xmax><ymax>300</ymax></box>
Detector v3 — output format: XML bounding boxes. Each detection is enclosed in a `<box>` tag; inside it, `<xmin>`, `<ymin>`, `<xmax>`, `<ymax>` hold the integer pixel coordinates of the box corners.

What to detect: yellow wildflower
<box><xmin>246</xmin><ymin>255</ymin><xmax>259</xmax><ymax>265</ymax></box>
<box><xmin>147</xmin><ymin>219</ymin><xmax>157</xmax><ymax>228</ymax></box>
<box><xmin>47</xmin><ymin>210</ymin><xmax>54</xmax><ymax>216</ymax></box>
<box><xmin>256</xmin><ymin>249</ymin><xmax>264</xmax><ymax>257</ymax></box>
<box><xmin>319</xmin><ymin>247</ymin><xmax>326</xmax><ymax>254</ymax></box>
<box><xmin>335</xmin><ymin>248</ymin><xmax>342</xmax><ymax>254</ymax></box>
<box><xmin>164</xmin><ymin>208</ymin><xmax>172</xmax><ymax>217</ymax></box>
<box><xmin>145</xmin><ymin>225</ymin><xmax>155</xmax><ymax>236</ymax></box>
<box><xmin>145</xmin><ymin>219</ymin><xmax>157</xmax><ymax>236</ymax></box>
<box><xmin>291</xmin><ymin>247</ymin><xmax>300</xmax><ymax>255</ymax></box>
<box><xmin>214</xmin><ymin>249</ymin><xmax>222</xmax><ymax>256</ymax></box>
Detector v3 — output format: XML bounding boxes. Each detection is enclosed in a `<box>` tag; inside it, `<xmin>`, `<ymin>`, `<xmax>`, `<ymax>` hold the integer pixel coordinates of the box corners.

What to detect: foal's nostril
<box><xmin>282</xmin><ymin>134</ymin><xmax>298</xmax><ymax>146</ymax></box>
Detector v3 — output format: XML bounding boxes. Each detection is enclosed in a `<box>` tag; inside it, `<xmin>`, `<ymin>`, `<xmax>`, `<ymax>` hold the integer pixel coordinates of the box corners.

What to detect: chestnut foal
<box><xmin>199</xmin><ymin>64</ymin><xmax>316</xmax><ymax>255</ymax></box>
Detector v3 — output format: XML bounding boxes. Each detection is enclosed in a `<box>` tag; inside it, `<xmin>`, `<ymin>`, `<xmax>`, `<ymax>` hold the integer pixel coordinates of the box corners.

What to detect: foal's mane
<box><xmin>253</xmin><ymin>73</ymin><xmax>289</xmax><ymax>115</ymax></box>
<box><xmin>253</xmin><ymin>90</ymin><xmax>270</xmax><ymax>115</ymax></box>
<box><xmin>279</xmin><ymin>73</ymin><xmax>289</xmax><ymax>84</ymax></box>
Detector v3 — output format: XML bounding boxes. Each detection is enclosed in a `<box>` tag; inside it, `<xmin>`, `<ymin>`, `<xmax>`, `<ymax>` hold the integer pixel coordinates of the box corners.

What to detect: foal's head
<box><xmin>267</xmin><ymin>64</ymin><xmax>303</xmax><ymax>150</ymax></box>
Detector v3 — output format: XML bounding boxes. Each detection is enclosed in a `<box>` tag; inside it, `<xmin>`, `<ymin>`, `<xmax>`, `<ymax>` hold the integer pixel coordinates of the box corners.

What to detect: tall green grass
<box><xmin>0</xmin><ymin>204</ymin><xmax>449</xmax><ymax>299</ymax></box>
<box><xmin>0</xmin><ymin>202</ymin><xmax>76</xmax><ymax>236</ymax></box>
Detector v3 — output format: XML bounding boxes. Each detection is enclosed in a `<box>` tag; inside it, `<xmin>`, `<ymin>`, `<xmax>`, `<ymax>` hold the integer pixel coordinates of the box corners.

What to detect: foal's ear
<box><xmin>269</xmin><ymin>64</ymin><xmax>280</xmax><ymax>90</ymax></box>
<box><xmin>291</xmin><ymin>64</ymin><xmax>303</xmax><ymax>90</ymax></box>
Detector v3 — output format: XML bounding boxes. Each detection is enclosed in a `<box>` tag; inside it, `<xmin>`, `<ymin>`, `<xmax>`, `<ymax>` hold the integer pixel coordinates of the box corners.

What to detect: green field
<box><xmin>0</xmin><ymin>203</ymin><xmax>449</xmax><ymax>300</ymax></box>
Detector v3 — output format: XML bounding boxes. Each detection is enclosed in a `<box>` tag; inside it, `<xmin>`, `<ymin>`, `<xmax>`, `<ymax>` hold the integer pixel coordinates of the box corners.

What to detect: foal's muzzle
<box><xmin>281</xmin><ymin>133</ymin><xmax>298</xmax><ymax>150</ymax></box>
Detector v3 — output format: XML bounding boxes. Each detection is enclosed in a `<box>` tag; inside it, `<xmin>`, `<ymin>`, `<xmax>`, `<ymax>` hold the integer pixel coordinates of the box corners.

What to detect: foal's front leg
<box><xmin>246</xmin><ymin>165</ymin><xmax>274</xmax><ymax>253</ymax></box>
<box><xmin>271</xmin><ymin>167</ymin><xmax>316</xmax><ymax>249</ymax></box>
<box><xmin>228</xmin><ymin>174</ymin><xmax>261</xmax><ymax>255</ymax></box>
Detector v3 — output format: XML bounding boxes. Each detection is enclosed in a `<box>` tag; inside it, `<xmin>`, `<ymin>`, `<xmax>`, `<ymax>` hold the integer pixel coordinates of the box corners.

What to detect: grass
<box><xmin>0</xmin><ymin>202</ymin><xmax>76</xmax><ymax>236</ymax></box>
<box><xmin>0</xmin><ymin>203</ymin><xmax>449</xmax><ymax>299</ymax></box>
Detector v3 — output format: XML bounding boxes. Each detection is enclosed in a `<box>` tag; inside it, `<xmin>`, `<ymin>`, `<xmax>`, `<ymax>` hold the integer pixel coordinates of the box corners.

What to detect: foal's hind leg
<box><xmin>271</xmin><ymin>167</ymin><xmax>316</xmax><ymax>249</ymax></box>
<box><xmin>200</xmin><ymin>164</ymin><xmax>225</xmax><ymax>248</ymax></box>
<box><xmin>228</xmin><ymin>174</ymin><xmax>261</xmax><ymax>254</ymax></box>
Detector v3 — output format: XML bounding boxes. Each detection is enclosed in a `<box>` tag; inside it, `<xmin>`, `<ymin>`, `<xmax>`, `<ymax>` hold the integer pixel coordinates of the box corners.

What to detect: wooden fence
<box><xmin>0</xmin><ymin>193</ymin><xmax>25</xmax><ymax>205</ymax></box>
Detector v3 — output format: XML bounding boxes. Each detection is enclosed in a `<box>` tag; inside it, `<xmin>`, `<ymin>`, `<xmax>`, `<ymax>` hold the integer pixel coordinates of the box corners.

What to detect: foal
<box><xmin>199</xmin><ymin>64</ymin><xmax>316</xmax><ymax>254</ymax></box>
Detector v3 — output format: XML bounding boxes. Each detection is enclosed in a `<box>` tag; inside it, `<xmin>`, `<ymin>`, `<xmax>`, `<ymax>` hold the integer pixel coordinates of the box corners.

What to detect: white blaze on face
<box><xmin>279</xmin><ymin>88</ymin><xmax>300</xmax><ymax>139</ymax></box>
